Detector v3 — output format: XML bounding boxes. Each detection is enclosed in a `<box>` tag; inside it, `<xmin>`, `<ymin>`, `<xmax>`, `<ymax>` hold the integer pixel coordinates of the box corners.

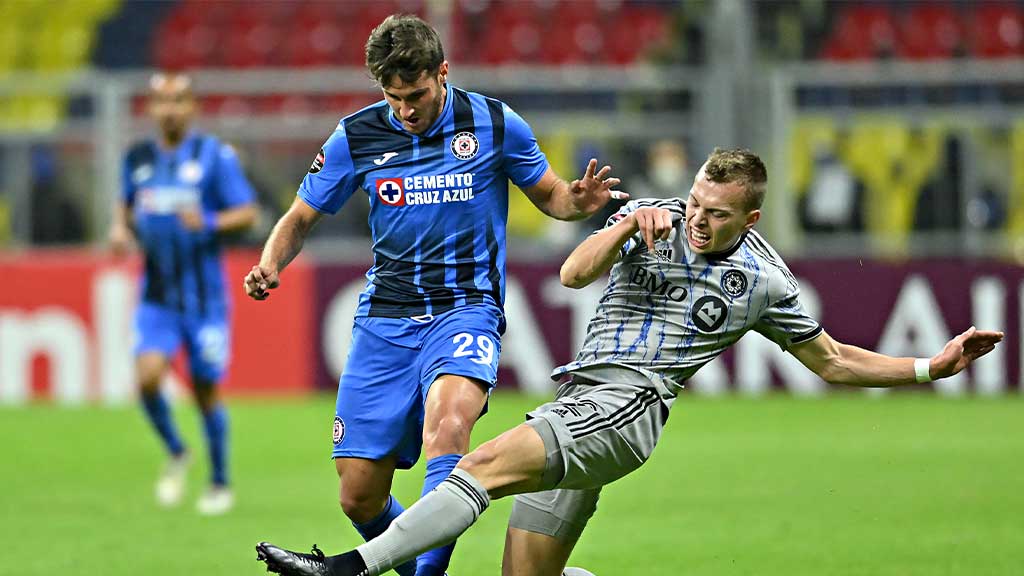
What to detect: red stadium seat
<box><xmin>966</xmin><ymin>2</ymin><xmax>1023</xmax><ymax>58</ymax></box>
<box><xmin>284</xmin><ymin>20</ymin><xmax>345</xmax><ymax>68</ymax></box>
<box><xmin>153</xmin><ymin>20</ymin><xmax>219</xmax><ymax>70</ymax></box>
<box><xmin>897</xmin><ymin>3</ymin><xmax>964</xmax><ymax>60</ymax></box>
<box><xmin>481</xmin><ymin>17</ymin><xmax>544</xmax><ymax>65</ymax></box>
<box><xmin>540</xmin><ymin>2</ymin><xmax>603</xmax><ymax>64</ymax></box>
<box><xmin>606</xmin><ymin>5</ymin><xmax>670</xmax><ymax>65</ymax></box>
<box><xmin>820</xmin><ymin>4</ymin><xmax>897</xmax><ymax>61</ymax></box>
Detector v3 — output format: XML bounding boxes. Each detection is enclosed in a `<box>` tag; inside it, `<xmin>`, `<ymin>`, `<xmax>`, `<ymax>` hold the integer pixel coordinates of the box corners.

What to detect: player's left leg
<box><xmin>501</xmin><ymin>484</ymin><xmax>602</xmax><ymax>576</ymax></box>
<box><xmin>501</xmin><ymin>528</ymin><xmax>578</xmax><ymax>576</ymax></box>
<box><xmin>185</xmin><ymin>315</ymin><xmax>232</xmax><ymax>514</ymax></box>
<box><xmin>193</xmin><ymin>379</ymin><xmax>232</xmax><ymax>514</ymax></box>
<box><xmin>413</xmin><ymin>305</ymin><xmax>503</xmax><ymax>576</ymax></box>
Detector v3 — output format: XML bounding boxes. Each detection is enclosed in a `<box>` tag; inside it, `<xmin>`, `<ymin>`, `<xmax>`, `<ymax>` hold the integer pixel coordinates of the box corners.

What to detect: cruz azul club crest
<box><xmin>450</xmin><ymin>131</ymin><xmax>479</xmax><ymax>160</ymax></box>
<box><xmin>333</xmin><ymin>416</ymin><xmax>345</xmax><ymax>444</ymax></box>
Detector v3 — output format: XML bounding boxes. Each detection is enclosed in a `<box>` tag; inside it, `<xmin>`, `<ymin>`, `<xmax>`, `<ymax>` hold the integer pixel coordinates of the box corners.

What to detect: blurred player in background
<box><xmin>244</xmin><ymin>14</ymin><xmax>623</xmax><ymax>576</ymax></box>
<box><xmin>109</xmin><ymin>72</ymin><xmax>258</xmax><ymax>515</ymax></box>
<box><xmin>256</xmin><ymin>148</ymin><xmax>1003</xmax><ymax>576</ymax></box>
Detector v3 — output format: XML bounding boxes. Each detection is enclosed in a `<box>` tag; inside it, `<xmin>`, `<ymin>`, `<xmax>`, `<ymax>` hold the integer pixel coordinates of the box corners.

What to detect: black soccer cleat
<box><xmin>256</xmin><ymin>542</ymin><xmax>370</xmax><ymax>576</ymax></box>
<box><xmin>256</xmin><ymin>542</ymin><xmax>330</xmax><ymax>576</ymax></box>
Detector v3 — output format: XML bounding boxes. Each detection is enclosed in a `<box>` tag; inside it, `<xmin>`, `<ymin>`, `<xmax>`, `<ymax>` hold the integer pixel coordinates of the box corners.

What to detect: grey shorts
<box><xmin>508</xmin><ymin>376</ymin><xmax>671</xmax><ymax>541</ymax></box>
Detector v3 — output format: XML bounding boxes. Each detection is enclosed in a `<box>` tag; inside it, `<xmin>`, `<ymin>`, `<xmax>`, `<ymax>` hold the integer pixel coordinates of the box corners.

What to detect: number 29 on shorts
<box><xmin>452</xmin><ymin>332</ymin><xmax>495</xmax><ymax>365</ymax></box>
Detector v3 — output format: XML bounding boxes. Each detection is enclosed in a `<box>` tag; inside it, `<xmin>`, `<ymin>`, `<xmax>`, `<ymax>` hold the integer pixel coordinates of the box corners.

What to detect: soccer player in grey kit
<box><xmin>257</xmin><ymin>149</ymin><xmax>1004</xmax><ymax>576</ymax></box>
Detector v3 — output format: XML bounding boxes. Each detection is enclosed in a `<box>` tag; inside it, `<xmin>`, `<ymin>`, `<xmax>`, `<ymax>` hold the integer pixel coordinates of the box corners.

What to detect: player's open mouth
<box><xmin>689</xmin><ymin>226</ymin><xmax>711</xmax><ymax>249</ymax></box>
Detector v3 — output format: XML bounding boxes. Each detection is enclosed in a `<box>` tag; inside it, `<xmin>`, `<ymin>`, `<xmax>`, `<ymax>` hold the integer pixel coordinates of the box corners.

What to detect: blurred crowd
<box><xmin>3</xmin><ymin>0</ymin><xmax>1023</xmax><ymax>252</ymax></box>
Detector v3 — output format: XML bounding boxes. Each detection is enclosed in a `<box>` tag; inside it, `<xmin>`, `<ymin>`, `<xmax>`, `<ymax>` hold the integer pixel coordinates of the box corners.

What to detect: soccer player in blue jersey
<box><xmin>254</xmin><ymin>149</ymin><xmax>1004</xmax><ymax>576</ymax></box>
<box><xmin>109</xmin><ymin>72</ymin><xmax>258</xmax><ymax>515</ymax></box>
<box><xmin>243</xmin><ymin>15</ymin><xmax>623</xmax><ymax>576</ymax></box>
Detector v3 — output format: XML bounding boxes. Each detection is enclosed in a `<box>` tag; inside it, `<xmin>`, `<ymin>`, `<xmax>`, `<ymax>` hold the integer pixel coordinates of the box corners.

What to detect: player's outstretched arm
<box><xmin>244</xmin><ymin>197</ymin><xmax>321</xmax><ymax>301</ymax></box>
<box><xmin>523</xmin><ymin>159</ymin><xmax>627</xmax><ymax>221</ymax></box>
<box><xmin>561</xmin><ymin>207</ymin><xmax>674</xmax><ymax>288</ymax></box>
<box><xmin>789</xmin><ymin>327</ymin><xmax>1004</xmax><ymax>387</ymax></box>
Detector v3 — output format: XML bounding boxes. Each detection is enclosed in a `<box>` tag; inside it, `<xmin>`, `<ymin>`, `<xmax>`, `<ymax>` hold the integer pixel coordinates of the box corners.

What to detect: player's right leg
<box><xmin>185</xmin><ymin>314</ymin><xmax>233</xmax><ymax>515</ymax></box>
<box><xmin>331</xmin><ymin>319</ymin><xmax>424</xmax><ymax>576</ymax></box>
<box><xmin>134</xmin><ymin>302</ymin><xmax>188</xmax><ymax>507</ymax></box>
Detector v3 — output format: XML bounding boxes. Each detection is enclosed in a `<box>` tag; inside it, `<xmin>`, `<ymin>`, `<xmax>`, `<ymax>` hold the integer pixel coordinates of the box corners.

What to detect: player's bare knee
<box><xmin>339</xmin><ymin>488</ymin><xmax>389</xmax><ymax>523</ymax></box>
<box><xmin>455</xmin><ymin>440</ymin><xmax>499</xmax><ymax>477</ymax></box>
<box><xmin>138</xmin><ymin>372</ymin><xmax>162</xmax><ymax>395</ymax></box>
<box><xmin>423</xmin><ymin>414</ymin><xmax>474</xmax><ymax>454</ymax></box>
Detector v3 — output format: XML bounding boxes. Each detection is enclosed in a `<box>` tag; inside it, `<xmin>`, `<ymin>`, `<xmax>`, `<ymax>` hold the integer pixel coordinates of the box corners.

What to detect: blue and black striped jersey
<box><xmin>122</xmin><ymin>131</ymin><xmax>255</xmax><ymax>317</ymax></box>
<box><xmin>298</xmin><ymin>84</ymin><xmax>548</xmax><ymax>319</ymax></box>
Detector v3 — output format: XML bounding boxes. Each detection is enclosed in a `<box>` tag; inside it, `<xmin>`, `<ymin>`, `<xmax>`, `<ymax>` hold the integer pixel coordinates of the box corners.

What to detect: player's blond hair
<box><xmin>703</xmin><ymin>148</ymin><xmax>767</xmax><ymax>211</ymax></box>
<box><xmin>365</xmin><ymin>15</ymin><xmax>445</xmax><ymax>87</ymax></box>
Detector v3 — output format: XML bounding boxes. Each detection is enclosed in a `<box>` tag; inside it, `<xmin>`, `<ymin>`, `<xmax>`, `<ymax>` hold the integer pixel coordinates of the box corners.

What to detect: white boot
<box><xmin>155</xmin><ymin>452</ymin><xmax>190</xmax><ymax>507</ymax></box>
<box><xmin>197</xmin><ymin>485</ymin><xmax>234</xmax><ymax>515</ymax></box>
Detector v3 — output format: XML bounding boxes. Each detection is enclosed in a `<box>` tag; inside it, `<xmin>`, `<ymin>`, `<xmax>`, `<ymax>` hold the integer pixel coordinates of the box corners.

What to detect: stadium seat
<box><xmin>897</xmin><ymin>3</ymin><xmax>964</xmax><ymax>60</ymax></box>
<box><xmin>820</xmin><ymin>4</ymin><xmax>897</xmax><ymax>61</ymax></box>
<box><xmin>606</xmin><ymin>5</ymin><xmax>670</xmax><ymax>65</ymax></box>
<box><xmin>153</xmin><ymin>10</ymin><xmax>220</xmax><ymax>70</ymax></box>
<box><xmin>966</xmin><ymin>2</ymin><xmax>1023</xmax><ymax>59</ymax></box>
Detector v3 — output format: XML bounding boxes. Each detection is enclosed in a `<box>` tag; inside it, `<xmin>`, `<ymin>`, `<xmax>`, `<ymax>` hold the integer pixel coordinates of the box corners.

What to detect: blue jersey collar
<box><xmin>387</xmin><ymin>83</ymin><xmax>454</xmax><ymax>138</ymax></box>
<box><xmin>155</xmin><ymin>129</ymin><xmax>201</xmax><ymax>155</ymax></box>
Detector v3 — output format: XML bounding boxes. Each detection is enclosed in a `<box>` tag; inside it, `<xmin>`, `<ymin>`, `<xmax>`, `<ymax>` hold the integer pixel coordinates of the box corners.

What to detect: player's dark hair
<box><xmin>703</xmin><ymin>148</ymin><xmax>767</xmax><ymax>211</ymax></box>
<box><xmin>365</xmin><ymin>15</ymin><xmax>445</xmax><ymax>87</ymax></box>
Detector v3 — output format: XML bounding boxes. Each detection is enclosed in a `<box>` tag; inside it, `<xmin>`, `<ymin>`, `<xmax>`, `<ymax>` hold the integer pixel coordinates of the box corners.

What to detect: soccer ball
<box><xmin>563</xmin><ymin>568</ymin><xmax>597</xmax><ymax>576</ymax></box>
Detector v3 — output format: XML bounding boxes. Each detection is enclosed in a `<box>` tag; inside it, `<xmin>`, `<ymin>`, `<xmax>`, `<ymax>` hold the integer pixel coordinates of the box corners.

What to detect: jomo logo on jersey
<box><xmin>375</xmin><ymin>173</ymin><xmax>476</xmax><ymax>207</ymax></box>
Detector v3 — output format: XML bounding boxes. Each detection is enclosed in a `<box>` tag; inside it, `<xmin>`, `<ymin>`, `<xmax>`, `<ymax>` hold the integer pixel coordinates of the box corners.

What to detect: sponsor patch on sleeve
<box><xmin>309</xmin><ymin>148</ymin><xmax>325</xmax><ymax>174</ymax></box>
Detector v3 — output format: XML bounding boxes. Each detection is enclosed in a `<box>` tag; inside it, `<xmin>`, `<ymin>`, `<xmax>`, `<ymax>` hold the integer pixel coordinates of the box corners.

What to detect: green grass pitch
<box><xmin>3</xmin><ymin>392</ymin><xmax>1022</xmax><ymax>575</ymax></box>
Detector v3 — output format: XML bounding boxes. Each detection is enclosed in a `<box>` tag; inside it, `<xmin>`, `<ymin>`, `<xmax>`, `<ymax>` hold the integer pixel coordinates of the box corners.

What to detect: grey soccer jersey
<box><xmin>553</xmin><ymin>197</ymin><xmax>822</xmax><ymax>391</ymax></box>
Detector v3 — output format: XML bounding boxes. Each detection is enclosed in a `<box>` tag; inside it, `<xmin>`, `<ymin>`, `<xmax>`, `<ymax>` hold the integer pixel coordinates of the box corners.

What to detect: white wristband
<box><xmin>914</xmin><ymin>358</ymin><xmax>932</xmax><ymax>383</ymax></box>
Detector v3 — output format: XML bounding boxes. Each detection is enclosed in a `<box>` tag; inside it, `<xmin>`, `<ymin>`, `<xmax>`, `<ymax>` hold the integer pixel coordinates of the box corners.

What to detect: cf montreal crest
<box><xmin>309</xmin><ymin>148</ymin><xmax>325</xmax><ymax>174</ymax></box>
<box><xmin>333</xmin><ymin>416</ymin><xmax>345</xmax><ymax>445</ymax></box>
<box><xmin>720</xmin><ymin>270</ymin><xmax>748</xmax><ymax>299</ymax></box>
<box><xmin>692</xmin><ymin>295</ymin><xmax>728</xmax><ymax>333</ymax></box>
<box><xmin>450</xmin><ymin>131</ymin><xmax>479</xmax><ymax>160</ymax></box>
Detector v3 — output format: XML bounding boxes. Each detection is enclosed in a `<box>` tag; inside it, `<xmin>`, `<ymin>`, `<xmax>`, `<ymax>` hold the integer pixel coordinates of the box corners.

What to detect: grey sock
<box><xmin>356</xmin><ymin>468</ymin><xmax>490</xmax><ymax>576</ymax></box>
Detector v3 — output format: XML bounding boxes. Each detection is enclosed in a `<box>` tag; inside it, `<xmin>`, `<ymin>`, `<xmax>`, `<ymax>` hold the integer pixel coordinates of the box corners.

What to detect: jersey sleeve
<box><xmin>214</xmin><ymin>143</ymin><xmax>256</xmax><ymax>208</ymax></box>
<box><xmin>501</xmin><ymin>104</ymin><xmax>549</xmax><ymax>189</ymax></box>
<box><xmin>297</xmin><ymin>124</ymin><xmax>359</xmax><ymax>215</ymax></box>
<box><xmin>753</xmin><ymin>272</ymin><xmax>823</xmax><ymax>350</ymax></box>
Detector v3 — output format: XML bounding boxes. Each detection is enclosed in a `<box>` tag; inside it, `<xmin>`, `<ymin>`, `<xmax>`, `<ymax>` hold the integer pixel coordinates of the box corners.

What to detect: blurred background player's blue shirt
<box><xmin>298</xmin><ymin>84</ymin><xmax>548</xmax><ymax>319</ymax></box>
<box><xmin>122</xmin><ymin>131</ymin><xmax>255</xmax><ymax>317</ymax></box>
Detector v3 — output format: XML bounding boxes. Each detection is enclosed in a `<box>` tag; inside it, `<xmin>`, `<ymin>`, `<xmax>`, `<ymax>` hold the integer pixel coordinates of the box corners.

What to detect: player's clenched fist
<box><xmin>244</xmin><ymin>265</ymin><xmax>279</xmax><ymax>300</ymax></box>
<box><xmin>630</xmin><ymin>206</ymin><xmax>675</xmax><ymax>252</ymax></box>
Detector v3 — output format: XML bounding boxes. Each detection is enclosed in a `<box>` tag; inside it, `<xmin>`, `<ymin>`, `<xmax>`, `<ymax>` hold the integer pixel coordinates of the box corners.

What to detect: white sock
<box><xmin>356</xmin><ymin>468</ymin><xmax>490</xmax><ymax>576</ymax></box>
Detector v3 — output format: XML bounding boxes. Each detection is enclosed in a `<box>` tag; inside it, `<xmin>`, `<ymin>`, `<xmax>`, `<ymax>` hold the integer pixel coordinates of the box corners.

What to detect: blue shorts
<box><xmin>134</xmin><ymin>302</ymin><xmax>231</xmax><ymax>383</ymax></box>
<box><xmin>332</xmin><ymin>303</ymin><xmax>503</xmax><ymax>468</ymax></box>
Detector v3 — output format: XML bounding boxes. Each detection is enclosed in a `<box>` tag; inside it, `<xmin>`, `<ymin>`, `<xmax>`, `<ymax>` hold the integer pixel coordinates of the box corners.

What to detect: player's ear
<box><xmin>744</xmin><ymin>210</ymin><xmax>761</xmax><ymax>230</ymax></box>
<box><xmin>438</xmin><ymin>61</ymin><xmax>449</xmax><ymax>84</ymax></box>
